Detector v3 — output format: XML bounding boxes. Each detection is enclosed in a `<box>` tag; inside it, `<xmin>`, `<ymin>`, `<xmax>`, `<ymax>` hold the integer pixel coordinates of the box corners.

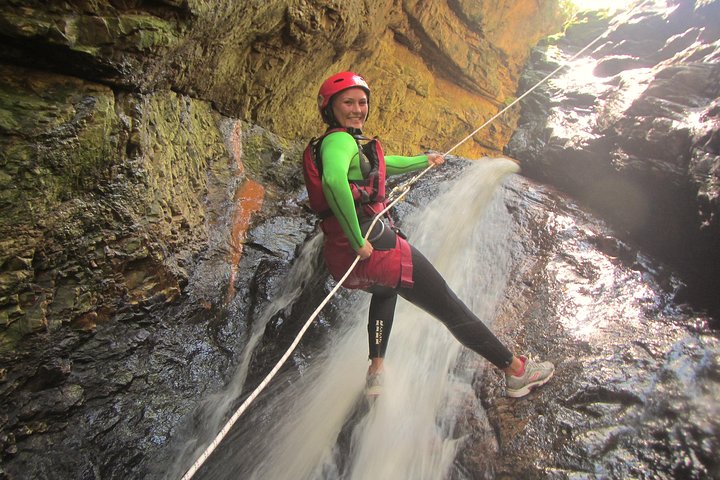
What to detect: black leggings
<box><xmin>365</xmin><ymin>246</ymin><xmax>514</xmax><ymax>369</ymax></box>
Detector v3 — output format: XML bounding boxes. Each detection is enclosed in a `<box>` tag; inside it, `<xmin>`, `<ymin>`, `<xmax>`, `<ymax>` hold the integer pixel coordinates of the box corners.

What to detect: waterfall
<box><xmin>167</xmin><ymin>233</ymin><xmax>325</xmax><ymax>480</ymax></box>
<box><xmin>191</xmin><ymin>158</ymin><xmax>519</xmax><ymax>480</ymax></box>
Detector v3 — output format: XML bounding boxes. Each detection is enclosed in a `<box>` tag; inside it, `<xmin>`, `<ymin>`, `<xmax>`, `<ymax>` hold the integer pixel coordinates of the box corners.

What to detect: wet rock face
<box><xmin>479</xmin><ymin>175</ymin><xmax>720</xmax><ymax>479</ymax></box>
<box><xmin>505</xmin><ymin>0</ymin><xmax>720</xmax><ymax>314</ymax></box>
<box><xmin>1</xmin><ymin>153</ymin><xmax>717</xmax><ymax>479</ymax></box>
<box><xmin>0</xmin><ymin>189</ymin><xmax>319</xmax><ymax>479</ymax></box>
<box><xmin>0</xmin><ymin>64</ymin><xmax>239</xmax><ymax>351</ymax></box>
<box><xmin>7</xmin><ymin>1</ymin><xmax>716</xmax><ymax>478</ymax></box>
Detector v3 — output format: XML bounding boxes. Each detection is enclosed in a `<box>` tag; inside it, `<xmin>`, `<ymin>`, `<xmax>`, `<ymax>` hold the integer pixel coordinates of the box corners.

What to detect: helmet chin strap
<box><xmin>324</xmin><ymin>109</ymin><xmax>341</xmax><ymax>128</ymax></box>
<box><xmin>324</xmin><ymin>123</ymin><xmax>364</xmax><ymax>136</ymax></box>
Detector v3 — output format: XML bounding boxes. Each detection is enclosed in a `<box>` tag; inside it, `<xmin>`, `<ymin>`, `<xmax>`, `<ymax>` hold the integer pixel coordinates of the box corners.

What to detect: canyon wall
<box><xmin>0</xmin><ymin>1</ymin><xmax>563</xmax><ymax>351</ymax></box>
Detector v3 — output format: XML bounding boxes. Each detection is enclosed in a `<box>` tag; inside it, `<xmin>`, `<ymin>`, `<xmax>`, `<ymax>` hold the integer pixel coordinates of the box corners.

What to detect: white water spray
<box><xmin>193</xmin><ymin>158</ymin><xmax>519</xmax><ymax>480</ymax></box>
<box><xmin>167</xmin><ymin>233</ymin><xmax>325</xmax><ymax>479</ymax></box>
<box><xmin>341</xmin><ymin>158</ymin><xmax>519</xmax><ymax>480</ymax></box>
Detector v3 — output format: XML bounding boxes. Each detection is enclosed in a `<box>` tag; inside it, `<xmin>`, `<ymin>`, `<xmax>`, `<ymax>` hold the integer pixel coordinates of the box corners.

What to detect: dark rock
<box><xmin>23</xmin><ymin>359</ymin><xmax>72</xmax><ymax>392</ymax></box>
<box><xmin>480</xmin><ymin>175</ymin><xmax>719</xmax><ymax>480</ymax></box>
<box><xmin>593</xmin><ymin>55</ymin><xmax>649</xmax><ymax>77</ymax></box>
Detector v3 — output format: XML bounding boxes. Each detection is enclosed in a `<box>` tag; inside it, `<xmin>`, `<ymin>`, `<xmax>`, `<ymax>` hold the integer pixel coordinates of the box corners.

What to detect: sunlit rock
<box><xmin>506</xmin><ymin>0</ymin><xmax>720</xmax><ymax>314</ymax></box>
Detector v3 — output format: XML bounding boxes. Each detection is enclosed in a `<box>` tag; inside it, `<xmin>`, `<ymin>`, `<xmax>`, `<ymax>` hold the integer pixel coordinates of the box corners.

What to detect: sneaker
<box><xmin>366</xmin><ymin>372</ymin><xmax>383</xmax><ymax>397</ymax></box>
<box><xmin>505</xmin><ymin>355</ymin><xmax>554</xmax><ymax>398</ymax></box>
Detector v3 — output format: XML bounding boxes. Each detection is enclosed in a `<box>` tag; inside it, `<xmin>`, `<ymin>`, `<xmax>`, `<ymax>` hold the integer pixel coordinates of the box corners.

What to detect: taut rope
<box><xmin>179</xmin><ymin>3</ymin><xmax>645</xmax><ymax>478</ymax></box>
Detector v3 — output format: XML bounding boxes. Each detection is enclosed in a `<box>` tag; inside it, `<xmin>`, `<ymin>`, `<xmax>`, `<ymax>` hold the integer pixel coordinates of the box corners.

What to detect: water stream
<box><xmin>178</xmin><ymin>158</ymin><xmax>520</xmax><ymax>480</ymax></box>
<box><xmin>166</xmin><ymin>232</ymin><xmax>325</xmax><ymax>480</ymax></box>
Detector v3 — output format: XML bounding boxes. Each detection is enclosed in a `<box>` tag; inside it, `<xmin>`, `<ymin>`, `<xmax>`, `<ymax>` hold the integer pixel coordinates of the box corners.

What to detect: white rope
<box><xmin>179</xmin><ymin>4</ymin><xmax>645</xmax><ymax>478</ymax></box>
<box><xmin>180</xmin><ymin>254</ymin><xmax>360</xmax><ymax>480</ymax></box>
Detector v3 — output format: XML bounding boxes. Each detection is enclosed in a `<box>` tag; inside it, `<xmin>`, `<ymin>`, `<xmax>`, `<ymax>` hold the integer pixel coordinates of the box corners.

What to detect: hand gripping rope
<box><xmin>179</xmin><ymin>3</ymin><xmax>646</xmax><ymax>478</ymax></box>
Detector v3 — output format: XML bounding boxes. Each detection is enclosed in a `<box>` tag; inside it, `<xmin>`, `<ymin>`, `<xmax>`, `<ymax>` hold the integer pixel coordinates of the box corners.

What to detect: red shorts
<box><xmin>321</xmin><ymin>219</ymin><xmax>413</xmax><ymax>290</ymax></box>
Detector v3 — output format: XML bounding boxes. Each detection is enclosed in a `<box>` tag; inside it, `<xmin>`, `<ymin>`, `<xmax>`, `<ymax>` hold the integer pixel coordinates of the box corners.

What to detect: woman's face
<box><xmin>331</xmin><ymin>88</ymin><xmax>368</xmax><ymax>129</ymax></box>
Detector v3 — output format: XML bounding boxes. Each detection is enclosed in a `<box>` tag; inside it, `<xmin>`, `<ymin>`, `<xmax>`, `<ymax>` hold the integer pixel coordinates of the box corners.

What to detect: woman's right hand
<box><xmin>356</xmin><ymin>240</ymin><xmax>373</xmax><ymax>260</ymax></box>
<box><xmin>427</xmin><ymin>153</ymin><xmax>445</xmax><ymax>167</ymax></box>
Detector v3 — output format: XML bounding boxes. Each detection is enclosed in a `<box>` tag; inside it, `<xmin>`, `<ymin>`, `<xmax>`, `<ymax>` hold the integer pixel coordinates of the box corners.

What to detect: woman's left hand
<box><xmin>428</xmin><ymin>153</ymin><xmax>445</xmax><ymax>167</ymax></box>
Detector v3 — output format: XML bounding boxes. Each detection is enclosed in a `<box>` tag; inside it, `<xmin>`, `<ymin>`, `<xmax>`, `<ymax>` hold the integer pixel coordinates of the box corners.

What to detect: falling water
<box><xmin>191</xmin><ymin>158</ymin><xmax>520</xmax><ymax>480</ymax></box>
<box><xmin>166</xmin><ymin>232</ymin><xmax>325</xmax><ymax>480</ymax></box>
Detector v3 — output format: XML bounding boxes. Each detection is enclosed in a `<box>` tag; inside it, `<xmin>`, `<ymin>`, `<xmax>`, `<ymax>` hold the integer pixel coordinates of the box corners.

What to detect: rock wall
<box><xmin>505</xmin><ymin>0</ymin><xmax>720</xmax><ymax>314</ymax></box>
<box><xmin>1</xmin><ymin>0</ymin><xmax>563</xmax><ymax>154</ymax></box>
<box><xmin>0</xmin><ymin>0</ymin><xmax>563</xmax><ymax>351</ymax></box>
<box><xmin>0</xmin><ymin>64</ymin><xmax>237</xmax><ymax>350</ymax></box>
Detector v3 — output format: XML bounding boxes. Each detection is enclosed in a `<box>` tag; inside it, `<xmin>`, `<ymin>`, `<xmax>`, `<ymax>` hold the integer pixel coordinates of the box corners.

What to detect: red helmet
<box><xmin>317</xmin><ymin>71</ymin><xmax>370</xmax><ymax>124</ymax></box>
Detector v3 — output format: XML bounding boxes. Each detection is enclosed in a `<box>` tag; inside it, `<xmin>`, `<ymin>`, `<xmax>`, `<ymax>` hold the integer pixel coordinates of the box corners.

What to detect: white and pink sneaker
<box><xmin>505</xmin><ymin>355</ymin><xmax>554</xmax><ymax>398</ymax></box>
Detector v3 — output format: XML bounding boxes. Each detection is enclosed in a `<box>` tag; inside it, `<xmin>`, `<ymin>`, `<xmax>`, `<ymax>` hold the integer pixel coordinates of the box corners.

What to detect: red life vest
<box><xmin>302</xmin><ymin>127</ymin><xmax>387</xmax><ymax>219</ymax></box>
<box><xmin>302</xmin><ymin>128</ymin><xmax>414</xmax><ymax>290</ymax></box>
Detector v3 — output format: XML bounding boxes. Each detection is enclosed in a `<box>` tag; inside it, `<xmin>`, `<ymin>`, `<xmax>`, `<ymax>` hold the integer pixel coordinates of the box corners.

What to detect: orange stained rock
<box><xmin>227</xmin><ymin>178</ymin><xmax>265</xmax><ymax>301</ymax></box>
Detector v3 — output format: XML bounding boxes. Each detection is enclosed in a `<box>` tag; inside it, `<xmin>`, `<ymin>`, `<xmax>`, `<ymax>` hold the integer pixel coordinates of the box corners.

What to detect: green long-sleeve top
<box><xmin>320</xmin><ymin>131</ymin><xmax>430</xmax><ymax>250</ymax></box>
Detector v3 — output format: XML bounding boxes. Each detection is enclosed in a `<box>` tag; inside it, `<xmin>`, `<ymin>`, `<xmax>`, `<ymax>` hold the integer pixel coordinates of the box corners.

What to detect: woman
<box><xmin>302</xmin><ymin>71</ymin><xmax>553</xmax><ymax>398</ymax></box>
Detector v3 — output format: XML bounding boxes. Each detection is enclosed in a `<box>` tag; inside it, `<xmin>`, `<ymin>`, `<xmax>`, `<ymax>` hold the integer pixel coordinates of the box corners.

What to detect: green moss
<box><xmin>0</xmin><ymin>11</ymin><xmax>54</xmax><ymax>39</ymax></box>
<box><xmin>0</xmin><ymin>68</ymin><xmax>121</xmax><ymax>229</ymax></box>
<box><xmin>122</xmin><ymin>15</ymin><xmax>179</xmax><ymax>50</ymax></box>
<box><xmin>239</xmin><ymin>123</ymin><xmax>304</xmax><ymax>190</ymax></box>
<box><xmin>1</xmin><ymin>9</ymin><xmax>179</xmax><ymax>54</ymax></box>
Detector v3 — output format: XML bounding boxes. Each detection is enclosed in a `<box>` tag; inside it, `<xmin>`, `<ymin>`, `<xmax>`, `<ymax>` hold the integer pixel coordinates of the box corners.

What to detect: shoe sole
<box><xmin>506</xmin><ymin>370</ymin><xmax>554</xmax><ymax>398</ymax></box>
